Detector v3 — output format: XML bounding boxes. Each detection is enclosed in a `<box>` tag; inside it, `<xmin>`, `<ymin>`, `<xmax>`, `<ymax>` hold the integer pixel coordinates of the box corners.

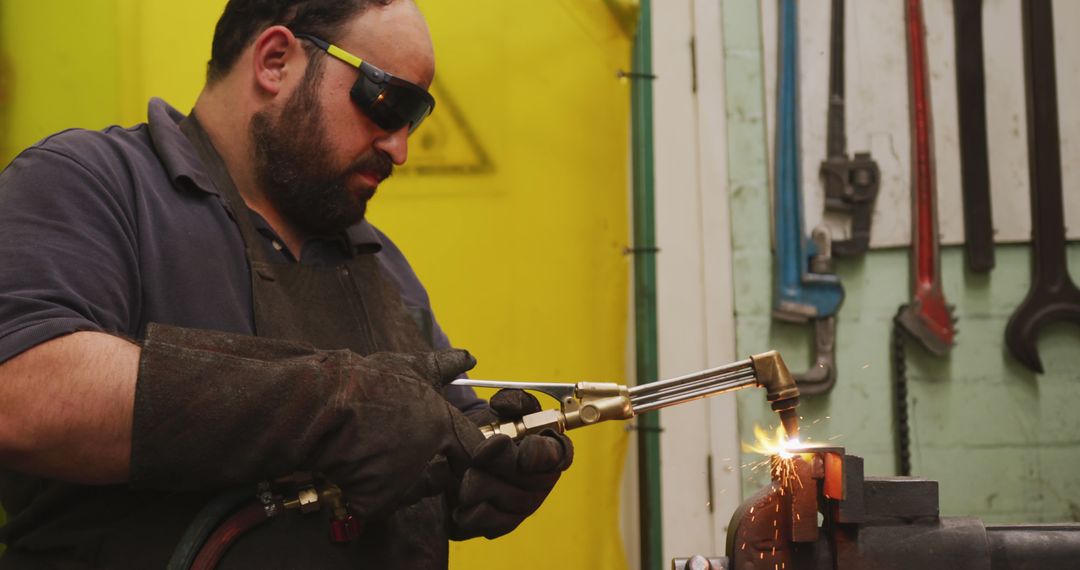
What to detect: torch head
<box><xmin>750</xmin><ymin>350</ymin><xmax>801</xmax><ymax>442</ymax></box>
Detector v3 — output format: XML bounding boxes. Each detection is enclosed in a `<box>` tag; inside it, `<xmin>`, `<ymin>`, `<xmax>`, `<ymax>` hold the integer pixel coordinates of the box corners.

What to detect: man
<box><xmin>0</xmin><ymin>0</ymin><xmax>572</xmax><ymax>567</ymax></box>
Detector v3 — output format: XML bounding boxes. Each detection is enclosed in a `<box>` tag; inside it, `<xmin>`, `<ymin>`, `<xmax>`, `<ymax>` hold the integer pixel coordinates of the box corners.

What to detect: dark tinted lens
<box><xmin>383</xmin><ymin>82</ymin><xmax>433</xmax><ymax>133</ymax></box>
<box><xmin>350</xmin><ymin>72</ymin><xmax>433</xmax><ymax>134</ymax></box>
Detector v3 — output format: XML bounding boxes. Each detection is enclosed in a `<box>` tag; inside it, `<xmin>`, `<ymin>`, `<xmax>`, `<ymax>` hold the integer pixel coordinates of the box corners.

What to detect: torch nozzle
<box><xmin>778</xmin><ymin>407</ymin><xmax>800</xmax><ymax>442</ymax></box>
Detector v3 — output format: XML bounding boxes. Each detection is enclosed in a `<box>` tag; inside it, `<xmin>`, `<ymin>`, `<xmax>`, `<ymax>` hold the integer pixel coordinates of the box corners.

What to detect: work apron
<box><xmin>179</xmin><ymin>116</ymin><xmax>450</xmax><ymax>569</ymax></box>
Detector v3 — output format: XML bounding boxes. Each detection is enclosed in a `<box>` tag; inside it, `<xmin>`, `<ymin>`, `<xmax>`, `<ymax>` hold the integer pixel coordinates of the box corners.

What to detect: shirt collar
<box><xmin>147</xmin><ymin>98</ymin><xmax>383</xmax><ymax>255</ymax></box>
<box><xmin>346</xmin><ymin>221</ymin><xmax>384</xmax><ymax>254</ymax></box>
<box><xmin>147</xmin><ymin>98</ymin><xmax>218</xmax><ymax>196</ymax></box>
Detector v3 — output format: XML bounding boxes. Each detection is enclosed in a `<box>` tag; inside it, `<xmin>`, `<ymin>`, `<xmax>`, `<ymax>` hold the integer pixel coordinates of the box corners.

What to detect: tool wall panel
<box><xmin>760</xmin><ymin>0</ymin><xmax>1080</xmax><ymax>248</ymax></box>
<box><xmin>729</xmin><ymin>0</ymin><xmax>1080</xmax><ymax>531</ymax></box>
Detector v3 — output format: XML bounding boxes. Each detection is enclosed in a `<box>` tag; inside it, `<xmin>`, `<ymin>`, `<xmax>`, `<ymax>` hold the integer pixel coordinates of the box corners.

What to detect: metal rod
<box><xmin>631</xmin><ymin>366</ymin><xmax>753</xmax><ymax>398</ymax></box>
<box><xmin>630</xmin><ymin>369</ymin><xmax>757</xmax><ymax>406</ymax></box>
<box><xmin>630</xmin><ymin>376</ymin><xmax>755</xmax><ymax>408</ymax></box>
<box><xmin>632</xmin><ymin>376</ymin><xmax>759</xmax><ymax>413</ymax></box>
<box><xmin>450</xmin><ymin>379</ymin><xmax>577</xmax><ymax>405</ymax></box>
<box><xmin>450</xmin><ymin>379</ymin><xmax>576</xmax><ymax>393</ymax></box>
<box><xmin>627</xmin><ymin>358</ymin><xmax>753</xmax><ymax>395</ymax></box>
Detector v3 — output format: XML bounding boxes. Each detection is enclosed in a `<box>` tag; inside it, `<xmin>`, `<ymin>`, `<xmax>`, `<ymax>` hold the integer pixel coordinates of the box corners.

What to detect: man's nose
<box><xmin>373</xmin><ymin>127</ymin><xmax>409</xmax><ymax>166</ymax></box>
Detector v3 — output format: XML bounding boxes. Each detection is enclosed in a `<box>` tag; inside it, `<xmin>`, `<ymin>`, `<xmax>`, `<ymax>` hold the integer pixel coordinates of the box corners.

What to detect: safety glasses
<box><xmin>294</xmin><ymin>33</ymin><xmax>435</xmax><ymax>134</ymax></box>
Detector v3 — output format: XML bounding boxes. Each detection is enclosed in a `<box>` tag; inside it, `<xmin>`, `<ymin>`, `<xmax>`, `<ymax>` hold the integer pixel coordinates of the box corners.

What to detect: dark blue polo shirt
<box><xmin>0</xmin><ymin>98</ymin><xmax>481</xmax><ymax>411</ymax></box>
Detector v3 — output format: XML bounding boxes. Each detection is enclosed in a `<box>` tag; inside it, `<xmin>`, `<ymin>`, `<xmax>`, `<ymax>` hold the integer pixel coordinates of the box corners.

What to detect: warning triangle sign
<box><xmin>398</xmin><ymin>79</ymin><xmax>493</xmax><ymax>176</ymax></box>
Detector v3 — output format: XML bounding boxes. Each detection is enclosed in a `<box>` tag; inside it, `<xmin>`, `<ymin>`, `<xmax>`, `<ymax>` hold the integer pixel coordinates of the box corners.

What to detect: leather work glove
<box><xmin>130</xmin><ymin>323</ymin><xmax>486</xmax><ymax>520</ymax></box>
<box><xmin>448</xmin><ymin>389</ymin><xmax>574</xmax><ymax>539</ymax></box>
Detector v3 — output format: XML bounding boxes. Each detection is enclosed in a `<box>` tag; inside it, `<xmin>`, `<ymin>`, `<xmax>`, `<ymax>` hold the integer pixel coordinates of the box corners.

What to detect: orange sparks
<box><xmin>741</xmin><ymin>424</ymin><xmax>814</xmax><ymax>490</ymax></box>
<box><xmin>742</xmin><ymin>425</ymin><xmax>800</xmax><ymax>458</ymax></box>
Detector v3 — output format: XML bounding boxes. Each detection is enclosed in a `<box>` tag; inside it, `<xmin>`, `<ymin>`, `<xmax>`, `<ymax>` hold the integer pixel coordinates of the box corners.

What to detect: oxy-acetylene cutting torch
<box><xmin>171</xmin><ymin>351</ymin><xmax>800</xmax><ymax>569</ymax></box>
<box><xmin>453</xmin><ymin>349</ymin><xmax>802</xmax><ymax>441</ymax></box>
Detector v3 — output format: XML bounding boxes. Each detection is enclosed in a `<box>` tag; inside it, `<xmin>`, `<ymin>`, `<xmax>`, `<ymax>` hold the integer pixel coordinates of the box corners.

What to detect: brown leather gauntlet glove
<box><xmin>448</xmin><ymin>389</ymin><xmax>574</xmax><ymax>539</ymax></box>
<box><xmin>130</xmin><ymin>323</ymin><xmax>485</xmax><ymax>519</ymax></box>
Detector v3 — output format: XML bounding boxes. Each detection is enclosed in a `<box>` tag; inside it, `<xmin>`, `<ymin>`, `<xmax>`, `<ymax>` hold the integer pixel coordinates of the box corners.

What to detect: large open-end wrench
<box><xmin>820</xmin><ymin>0</ymin><xmax>881</xmax><ymax>257</ymax></box>
<box><xmin>1005</xmin><ymin>0</ymin><xmax>1080</xmax><ymax>374</ymax></box>
<box><xmin>953</xmin><ymin>0</ymin><xmax>996</xmax><ymax>272</ymax></box>
<box><xmin>896</xmin><ymin>0</ymin><xmax>955</xmax><ymax>356</ymax></box>
<box><xmin>774</xmin><ymin>0</ymin><xmax>844</xmax><ymax>393</ymax></box>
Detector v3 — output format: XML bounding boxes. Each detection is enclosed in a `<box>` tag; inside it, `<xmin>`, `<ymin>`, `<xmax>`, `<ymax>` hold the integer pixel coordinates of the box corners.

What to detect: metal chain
<box><xmin>892</xmin><ymin>308</ymin><xmax>912</xmax><ymax>476</ymax></box>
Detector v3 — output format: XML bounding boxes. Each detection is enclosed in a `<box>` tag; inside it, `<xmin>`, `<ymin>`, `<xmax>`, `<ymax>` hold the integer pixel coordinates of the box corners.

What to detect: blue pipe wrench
<box><xmin>773</xmin><ymin>0</ymin><xmax>844</xmax><ymax>392</ymax></box>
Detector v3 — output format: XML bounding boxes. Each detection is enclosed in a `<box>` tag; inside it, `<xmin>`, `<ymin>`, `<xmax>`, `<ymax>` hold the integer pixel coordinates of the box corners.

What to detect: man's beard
<box><xmin>250</xmin><ymin>75</ymin><xmax>393</xmax><ymax>237</ymax></box>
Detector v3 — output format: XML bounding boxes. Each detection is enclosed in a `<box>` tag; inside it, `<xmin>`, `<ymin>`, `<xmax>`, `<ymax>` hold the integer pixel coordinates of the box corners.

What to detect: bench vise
<box><xmin>674</xmin><ymin>447</ymin><xmax>1080</xmax><ymax>569</ymax></box>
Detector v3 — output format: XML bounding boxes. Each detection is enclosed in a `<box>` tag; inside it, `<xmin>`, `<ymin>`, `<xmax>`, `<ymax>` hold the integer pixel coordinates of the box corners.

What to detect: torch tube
<box><xmin>629</xmin><ymin>367</ymin><xmax>756</xmax><ymax>403</ymax></box>
<box><xmin>630</xmin><ymin>370</ymin><xmax>758</xmax><ymax>413</ymax></box>
<box><xmin>628</xmin><ymin>358</ymin><xmax>754</xmax><ymax>397</ymax></box>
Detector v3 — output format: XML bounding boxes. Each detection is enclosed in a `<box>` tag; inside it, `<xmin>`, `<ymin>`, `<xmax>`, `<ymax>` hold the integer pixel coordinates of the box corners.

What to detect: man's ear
<box><xmin>250</xmin><ymin>25</ymin><xmax>302</xmax><ymax>97</ymax></box>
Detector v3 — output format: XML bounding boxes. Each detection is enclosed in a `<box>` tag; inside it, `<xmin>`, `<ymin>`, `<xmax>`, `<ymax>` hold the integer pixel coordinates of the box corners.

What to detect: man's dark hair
<box><xmin>206</xmin><ymin>0</ymin><xmax>393</xmax><ymax>83</ymax></box>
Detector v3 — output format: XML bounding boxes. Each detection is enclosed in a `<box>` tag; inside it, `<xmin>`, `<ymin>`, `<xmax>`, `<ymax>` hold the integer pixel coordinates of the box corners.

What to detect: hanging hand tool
<box><xmin>819</xmin><ymin>0</ymin><xmax>881</xmax><ymax>257</ymax></box>
<box><xmin>453</xmin><ymin>350</ymin><xmax>802</xmax><ymax>442</ymax></box>
<box><xmin>896</xmin><ymin>0</ymin><xmax>955</xmax><ymax>356</ymax></box>
<box><xmin>1005</xmin><ymin>0</ymin><xmax>1080</xmax><ymax>374</ymax></box>
<box><xmin>773</xmin><ymin>0</ymin><xmax>844</xmax><ymax>392</ymax></box>
<box><xmin>953</xmin><ymin>0</ymin><xmax>996</xmax><ymax>272</ymax></box>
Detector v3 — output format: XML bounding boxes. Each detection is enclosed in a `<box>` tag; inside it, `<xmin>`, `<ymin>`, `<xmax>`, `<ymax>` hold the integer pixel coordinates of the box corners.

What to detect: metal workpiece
<box><xmin>453</xmin><ymin>351</ymin><xmax>802</xmax><ymax>441</ymax></box>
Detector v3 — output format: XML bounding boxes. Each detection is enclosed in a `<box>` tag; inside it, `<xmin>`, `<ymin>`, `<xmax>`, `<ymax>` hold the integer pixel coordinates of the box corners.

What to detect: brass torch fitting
<box><xmin>563</xmin><ymin>382</ymin><xmax>633</xmax><ymax>430</ymax></box>
<box><xmin>750</xmin><ymin>351</ymin><xmax>801</xmax><ymax>440</ymax></box>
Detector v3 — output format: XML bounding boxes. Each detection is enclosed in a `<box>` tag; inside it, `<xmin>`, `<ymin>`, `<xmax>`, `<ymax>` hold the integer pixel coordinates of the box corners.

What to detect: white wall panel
<box><xmin>653</xmin><ymin>0</ymin><xmax>741</xmax><ymax>562</ymax></box>
<box><xmin>761</xmin><ymin>0</ymin><xmax>1080</xmax><ymax>248</ymax></box>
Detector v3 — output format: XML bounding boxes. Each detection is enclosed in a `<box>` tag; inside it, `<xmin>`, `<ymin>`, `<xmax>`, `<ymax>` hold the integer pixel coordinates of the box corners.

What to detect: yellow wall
<box><xmin>0</xmin><ymin>2</ymin><xmax>631</xmax><ymax>568</ymax></box>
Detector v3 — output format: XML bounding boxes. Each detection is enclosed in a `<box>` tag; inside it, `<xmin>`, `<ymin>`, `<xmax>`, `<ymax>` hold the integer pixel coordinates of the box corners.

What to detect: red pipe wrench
<box><xmin>896</xmin><ymin>0</ymin><xmax>955</xmax><ymax>355</ymax></box>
